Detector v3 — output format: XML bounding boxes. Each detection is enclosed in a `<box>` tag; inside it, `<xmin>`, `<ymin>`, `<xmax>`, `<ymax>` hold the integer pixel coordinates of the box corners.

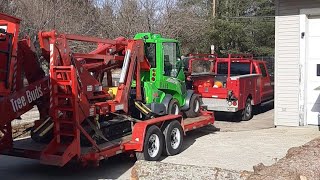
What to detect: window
<box><xmin>0</xmin><ymin>25</ymin><xmax>7</xmax><ymax>33</ymax></box>
<box><xmin>259</xmin><ymin>63</ymin><xmax>267</xmax><ymax>77</ymax></box>
<box><xmin>145</xmin><ymin>43</ymin><xmax>156</xmax><ymax>68</ymax></box>
<box><xmin>317</xmin><ymin>65</ymin><xmax>320</xmax><ymax>76</ymax></box>
<box><xmin>217</xmin><ymin>62</ymin><xmax>228</xmax><ymax>74</ymax></box>
<box><xmin>191</xmin><ymin>60</ymin><xmax>214</xmax><ymax>74</ymax></box>
<box><xmin>163</xmin><ymin>43</ymin><xmax>178</xmax><ymax>77</ymax></box>
<box><xmin>230</xmin><ymin>63</ymin><xmax>250</xmax><ymax>75</ymax></box>
<box><xmin>252</xmin><ymin>65</ymin><xmax>257</xmax><ymax>74</ymax></box>
<box><xmin>217</xmin><ymin>62</ymin><xmax>251</xmax><ymax>75</ymax></box>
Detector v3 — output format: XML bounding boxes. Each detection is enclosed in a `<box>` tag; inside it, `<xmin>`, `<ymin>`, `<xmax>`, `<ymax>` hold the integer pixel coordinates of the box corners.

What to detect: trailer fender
<box><xmin>125</xmin><ymin>115</ymin><xmax>182</xmax><ymax>152</ymax></box>
<box><xmin>181</xmin><ymin>90</ymin><xmax>194</xmax><ymax>111</ymax></box>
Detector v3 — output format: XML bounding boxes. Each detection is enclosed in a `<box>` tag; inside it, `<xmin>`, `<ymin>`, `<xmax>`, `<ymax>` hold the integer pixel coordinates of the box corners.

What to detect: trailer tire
<box><xmin>168</xmin><ymin>99</ymin><xmax>180</xmax><ymax>115</ymax></box>
<box><xmin>184</xmin><ymin>94</ymin><xmax>201</xmax><ymax>118</ymax></box>
<box><xmin>136</xmin><ymin>125</ymin><xmax>164</xmax><ymax>161</ymax></box>
<box><xmin>163</xmin><ymin>120</ymin><xmax>184</xmax><ymax>156</ymax></box>
<box><xmin>241</xmin><ymin>98</ymin><xmax>253</xmax><ymax>121</ymax></box>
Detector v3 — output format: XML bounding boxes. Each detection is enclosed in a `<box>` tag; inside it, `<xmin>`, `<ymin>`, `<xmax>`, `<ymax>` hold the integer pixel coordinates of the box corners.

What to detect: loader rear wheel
<box><xmin>184</xmin><ymin>94</ymin><xmax>201</xmax><ymax>118</ymax></box>
<box><xmin>168</xmin><ymin>99</ymin><xmax>180</xmax><ymax>115</ymax></box>
<box><xmin>136</xmin><ymin>125</ymin><xmax>164</xmax><ymax>161</ymax></box>
<box><xmin>163</xmin><ymin>120</ymin><xmax>183</xmax><ymax>156</ymax></box>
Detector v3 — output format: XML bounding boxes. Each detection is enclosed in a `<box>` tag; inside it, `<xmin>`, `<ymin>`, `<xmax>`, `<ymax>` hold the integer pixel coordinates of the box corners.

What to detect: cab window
<box><xmin>145</xmin><ymin>43</ymin><xmax>156</xmax><ymax>68</ymax></box>
<box><xmin>163</xmin><ymin>42</ymin><xmax>179</xmax><ymax>77</ymax></box>
<box><xmin>230</xmin><ymin>63</ymin><xmax>250</xmax><ymax>75</ymax></box>
<box><xmin>217</xmin><ymin>62</ymin><xmax>228</xmax><ymax>74</ymax></box>
<box><xmin>259</xmin><ymin>63</ymin><xmax>267</xmax><ymax>77</ymax></box>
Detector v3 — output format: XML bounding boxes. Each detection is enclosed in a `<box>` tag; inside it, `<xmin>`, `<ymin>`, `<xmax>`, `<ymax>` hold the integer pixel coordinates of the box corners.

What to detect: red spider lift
<box><xmin>0</xmin><ymin>13</ymin><xmax>215</xmax><ymax>167</ymax></box>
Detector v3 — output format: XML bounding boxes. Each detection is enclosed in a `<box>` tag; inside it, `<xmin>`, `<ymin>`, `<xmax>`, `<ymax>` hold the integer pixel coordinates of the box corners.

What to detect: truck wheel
<box><xmin>242</xmin><ymin>98</ymin><xmax>253</xmax><ymax>121</ymax></box>
<box><xmin>184</xmin><ymin>94</ymin><xmax>201</xmax><ymax>118</ymax></box>
<box><xmin>163</xmin><ymin>120</ymin><xmax>184</xmax><ymax>156</ymax></box>
<box><xmin>168</xmin><ymin>99</ymin><xmax>180</xmax><ymax>115</ymax></box>
<box><xmin>136</xmin><ymin>125</ymin><xmax>164</xmax><ymax>161</ymax></box>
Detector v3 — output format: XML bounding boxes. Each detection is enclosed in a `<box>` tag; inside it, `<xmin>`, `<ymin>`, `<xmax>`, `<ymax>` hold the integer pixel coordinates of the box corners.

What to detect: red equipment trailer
<box><xmin>187</xmin><ymin>54</ymin><xmax>274</xmax><ymax>121</ymax></box>
<box><xmin>0</xmin><ymin>13</ymin><xmax>214</xmax><ymax>167</ymax></box>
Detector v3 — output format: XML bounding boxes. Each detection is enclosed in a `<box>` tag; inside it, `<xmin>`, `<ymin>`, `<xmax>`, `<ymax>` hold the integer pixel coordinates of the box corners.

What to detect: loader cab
<box><xmin>134</xmin><ymin>33</ymin><xmax>188</xmax><ymax>111</ymax></box>
<box><xmin>134</xmin><ymin>33</ymin><xmax>184</xmax><ymax>80</ymax></box>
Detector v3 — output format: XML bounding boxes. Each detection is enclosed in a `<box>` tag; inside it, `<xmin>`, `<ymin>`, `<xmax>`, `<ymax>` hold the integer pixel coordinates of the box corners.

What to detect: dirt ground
<box><xmin>248</xmin><ymin>136</ymin><xmax>320</xmax><ymax>179</ymax></box>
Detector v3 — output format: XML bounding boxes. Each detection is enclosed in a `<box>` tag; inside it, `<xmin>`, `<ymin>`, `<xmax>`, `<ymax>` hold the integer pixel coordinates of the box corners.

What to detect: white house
<box><xmin>275</xmin><ymin>0</ymin><xmax>320</xmax><ymax>126</ymax></box>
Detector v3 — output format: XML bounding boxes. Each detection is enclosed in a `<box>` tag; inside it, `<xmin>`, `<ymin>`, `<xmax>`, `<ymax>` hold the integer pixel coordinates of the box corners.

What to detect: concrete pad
<box><xmin>161</xmin><ymin>126</ymin><xmax>319</xmax><ymax>171</ymax></box>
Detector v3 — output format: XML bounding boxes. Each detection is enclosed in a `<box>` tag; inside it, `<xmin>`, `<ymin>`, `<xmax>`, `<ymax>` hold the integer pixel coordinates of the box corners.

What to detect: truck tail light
<box><xmin>233</xmin><ymin>101</ymin><xmax>237</xmax><ymax>106</ymax></box>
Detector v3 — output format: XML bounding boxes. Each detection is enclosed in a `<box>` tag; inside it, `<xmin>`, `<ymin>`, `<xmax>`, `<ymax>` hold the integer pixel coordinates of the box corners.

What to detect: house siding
<box><xmin>275</xmin><ymin>0</ymin><xmax>320</xmax><ymax>126</ymax></box>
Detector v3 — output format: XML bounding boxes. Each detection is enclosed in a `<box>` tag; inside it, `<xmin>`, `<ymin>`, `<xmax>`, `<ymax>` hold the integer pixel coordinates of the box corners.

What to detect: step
<box><xmin>57</xmin><ymin>131</ymin><xmax>75</xmax><ymax>137</ymax></box>
<box><xmin>40</xmin><ymin>141</ymin><xmax>77</xmax><ymax>167</ymax></box>
<box><xmin>54</xmin><ymin>93</ymin><xmax>73</xmax><ymax>99</ymax></box>
<box><xmin>54</xmin><ymin>80</ymin><xmax>72</xmax><ymax>86</ymax></box>
<box><xmin>55</xmin><ymin>106</ymin><xmax>74</xmax><ymax>112</ymax></box>
<box><xmin>52</xmin><ymin>66</ymin><xmax>73</xmax><ymax>70</ymax></box>
<box><xmin>40</xmin><ymin>154</ymin><xmax>65</xmax><ymax>166</ymax></box>
<box><xmin>58</xmin><ymin>119</ymin><xmax>74</xmax><ymax>124</ymax></box>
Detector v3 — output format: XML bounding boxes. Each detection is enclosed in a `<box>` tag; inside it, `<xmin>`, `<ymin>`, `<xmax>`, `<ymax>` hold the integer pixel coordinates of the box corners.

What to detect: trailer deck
<box><xmin>1</xmin><ymin>114</ymin><xmax>214</xmax><ymax>165</ymax></box>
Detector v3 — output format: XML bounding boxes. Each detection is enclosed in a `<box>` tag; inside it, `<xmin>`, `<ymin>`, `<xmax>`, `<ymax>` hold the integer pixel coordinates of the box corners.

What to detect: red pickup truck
<box><xmin>185</xmin><ymin>54</ymin><xmax>274</xmax><ymax>121</ymax></box>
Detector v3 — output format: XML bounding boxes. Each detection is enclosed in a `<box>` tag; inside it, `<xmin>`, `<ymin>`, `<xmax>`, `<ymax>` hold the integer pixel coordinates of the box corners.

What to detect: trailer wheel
<box><xmin>168</xmin><ymin>99</ymin><xmax>180</xmax><ymax>115</ymax></box>
<box><xmin>184</xmin><ymin>94</ymin><xmax>201</xmax><ymax>118</ymax></box>
<box><xmin>136</xmin><ymin>125</ymin><xmax>164</xmax><ymax>161</ymax></box>
<box><xmin>241</xmin><ymin>98</ymin><xmax>253</xmax><ymax>121</ymax></box>
<box><xmin>163</xmin><ymin>120</ymin><xmax>184</xmax><ymax>156</ymax></box>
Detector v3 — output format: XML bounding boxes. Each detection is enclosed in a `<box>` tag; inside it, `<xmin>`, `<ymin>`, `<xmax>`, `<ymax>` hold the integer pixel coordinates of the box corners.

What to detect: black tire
<box><xmin>167</xmin><ymin>99</ymin><xmax>180</xmax><ymax>115</ymax></box>
<box><xmin>136</xmin><ymin>125</ymin><xmax>164</xmax><ymax>161</ymax></box>
<box><xmin>163</xmin><ymin>120</ymin><xmax>184</xmax><ymax>156</ymax></box>
<box><xmin>241</xmin><ymin>98</ymin><xmax>253</xmax><ymax>121</ymax></box>
<box><xmin>80</xmin><ymin>122</ymin><xmax>100</xmax><ymax>147</ymax></box>
<box><xmin>30</xmin><ymin>120</ymin><xmax>53</xmax><ymax>143</ymax></box>
<box><xmin>184</xmin><ymin>94</ymin><xmax>201</xmax><ymax>118</ymax></box>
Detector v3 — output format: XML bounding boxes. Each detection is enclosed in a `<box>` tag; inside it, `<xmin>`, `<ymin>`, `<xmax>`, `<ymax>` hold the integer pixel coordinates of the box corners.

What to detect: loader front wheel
<box><xmin>168</xmin><ymin>99</ymin><xmax>180</xmax><ymax>115</ymax></box>
<box><xmin>136</xmin><ymin>125</ymin><xmax>164</xmax><ymax>161</ymax></box>
<box><xmin>184</xmin><ymin>94</ymin><xmax>201</xmax><ymax>118</ymax></box>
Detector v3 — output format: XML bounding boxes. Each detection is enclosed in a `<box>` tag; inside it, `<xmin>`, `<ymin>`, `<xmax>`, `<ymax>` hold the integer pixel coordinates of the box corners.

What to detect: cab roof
<box><xmin>134</xmin><ymin>33</ymin><xmax>178</xmax><ymax>43</ymax></box>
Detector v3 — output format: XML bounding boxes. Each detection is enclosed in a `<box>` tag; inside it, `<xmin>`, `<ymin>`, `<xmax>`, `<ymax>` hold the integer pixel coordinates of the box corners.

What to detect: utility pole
<box><xmin>212</xmin><ymin>0</ymin><xmax>216</xmax><ymax>18</ymax></box>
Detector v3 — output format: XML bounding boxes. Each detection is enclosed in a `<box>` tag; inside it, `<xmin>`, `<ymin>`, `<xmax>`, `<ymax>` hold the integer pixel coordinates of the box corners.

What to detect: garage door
<box><xmin>306</xmin><ymin>16</ymin><xmax>320</xmax><ymax>125</ymax></box>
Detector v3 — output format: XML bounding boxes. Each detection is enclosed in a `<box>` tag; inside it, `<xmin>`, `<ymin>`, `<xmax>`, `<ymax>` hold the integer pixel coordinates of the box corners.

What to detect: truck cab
<box><xmin>134</xmin><ymin>33</ymin><xmax>200</xmax><ymax>117</ymax></box>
